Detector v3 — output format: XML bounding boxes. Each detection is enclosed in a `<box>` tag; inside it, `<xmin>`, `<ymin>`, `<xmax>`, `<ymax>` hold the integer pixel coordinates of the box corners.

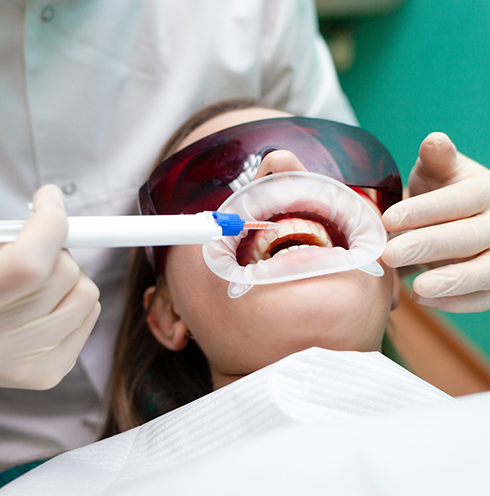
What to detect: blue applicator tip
<box><xmin>212</xmin><ymin>211</ymin><xmax>245</xmax><ymax>236</ymax></box>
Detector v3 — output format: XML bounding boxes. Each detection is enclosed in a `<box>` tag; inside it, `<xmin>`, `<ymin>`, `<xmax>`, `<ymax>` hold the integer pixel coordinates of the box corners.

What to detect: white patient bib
<box><xmin>3</xmin><ymin>348</ymin><xmax>452</xmax><ymax>495</ymax></box>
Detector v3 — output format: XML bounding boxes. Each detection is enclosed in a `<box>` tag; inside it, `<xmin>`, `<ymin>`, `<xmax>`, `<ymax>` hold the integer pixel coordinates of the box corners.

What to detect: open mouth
<box><xmin>236</xmin><ymin>212</ymin><xmax>348</xmax><ymax>266</ymax></box>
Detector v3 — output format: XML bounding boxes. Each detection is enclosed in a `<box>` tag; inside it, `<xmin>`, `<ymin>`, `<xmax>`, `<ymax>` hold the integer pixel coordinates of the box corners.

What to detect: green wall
<box><xmin>322</xmin><ymin>0</ymin><xmax>490</xmax><ymax>357</ymax></box>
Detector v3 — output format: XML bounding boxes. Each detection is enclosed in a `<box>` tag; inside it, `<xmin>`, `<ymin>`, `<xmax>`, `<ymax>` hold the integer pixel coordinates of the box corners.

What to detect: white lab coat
<box><xmin>0</xmin><ymin>0</ymin><xmax>356</xmax><ymax>468</ymax></box>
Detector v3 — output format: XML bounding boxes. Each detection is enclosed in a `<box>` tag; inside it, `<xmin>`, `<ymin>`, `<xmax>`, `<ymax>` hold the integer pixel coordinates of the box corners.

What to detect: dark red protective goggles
<box><xmin>139</xmin><ymin>117</ymin><xmax>402</xmax><ymax>272</ymax></box>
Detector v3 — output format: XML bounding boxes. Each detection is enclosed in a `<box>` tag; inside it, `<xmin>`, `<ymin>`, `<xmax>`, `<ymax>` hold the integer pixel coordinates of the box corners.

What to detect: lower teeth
<box><xmin>275</xmin><ymin>244</ymin><xmax>313</xmax><ymax>257</ymax></box>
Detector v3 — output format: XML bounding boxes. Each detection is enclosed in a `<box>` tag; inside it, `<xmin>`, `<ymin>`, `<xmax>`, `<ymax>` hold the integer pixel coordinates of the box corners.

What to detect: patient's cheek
<box><xmin>165</xmin><ymin>245</ymin><xmax>227</xmax><ymax>317</ymax></box>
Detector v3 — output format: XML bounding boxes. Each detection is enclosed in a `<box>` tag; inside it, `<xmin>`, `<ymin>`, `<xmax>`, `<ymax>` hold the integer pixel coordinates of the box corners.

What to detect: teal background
<box><xmin>320</xmin><ymin>0</ymin><xmax>490</xmax><ymax>358</ymax></box>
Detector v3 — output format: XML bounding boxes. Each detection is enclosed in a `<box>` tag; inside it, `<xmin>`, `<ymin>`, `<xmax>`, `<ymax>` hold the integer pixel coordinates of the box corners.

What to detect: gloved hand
<box><xmin>382</xmin><ymin>132</ymin><xmax>490</xmax><ymax>313</ymax></box>
<box><xmin>0</xmin><ymin>185</ymin><xmax>101</xmax><ymax>389</ymax></box>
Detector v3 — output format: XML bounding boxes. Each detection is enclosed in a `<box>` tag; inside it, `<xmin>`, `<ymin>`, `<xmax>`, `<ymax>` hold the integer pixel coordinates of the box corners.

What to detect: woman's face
<box><xmin>148</xmin><ymin>108</ymin><xmax>397</xmax><ymax>389</ymax></box>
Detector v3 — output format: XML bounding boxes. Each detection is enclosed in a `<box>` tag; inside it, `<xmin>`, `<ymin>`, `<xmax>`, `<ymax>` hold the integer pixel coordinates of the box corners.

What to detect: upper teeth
<box><xmin>249</xmin><ymin>218</ymin><xmax>332</xmax><ymax>264</ymax></box>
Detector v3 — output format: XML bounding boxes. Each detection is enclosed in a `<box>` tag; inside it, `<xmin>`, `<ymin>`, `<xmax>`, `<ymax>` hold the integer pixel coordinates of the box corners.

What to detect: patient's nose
<box><xmin>253</xmin><ymin>150</ymin><xmax>308</xmax><ymax>180</ymax></box>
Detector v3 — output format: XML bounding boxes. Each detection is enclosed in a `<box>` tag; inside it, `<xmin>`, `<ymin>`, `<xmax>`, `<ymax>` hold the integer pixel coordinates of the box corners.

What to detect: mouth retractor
<box><xmin>202</xmin><ymin>171</ymin><xmax>387</xmax><ymax>298</ymax></box>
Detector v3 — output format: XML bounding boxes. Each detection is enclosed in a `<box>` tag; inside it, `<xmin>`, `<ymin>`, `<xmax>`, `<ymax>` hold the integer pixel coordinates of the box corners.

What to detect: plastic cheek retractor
<box><xmin>202</xmin><ymin>171</ymin><xmax>387</xmax><ymax>298</ymax></box>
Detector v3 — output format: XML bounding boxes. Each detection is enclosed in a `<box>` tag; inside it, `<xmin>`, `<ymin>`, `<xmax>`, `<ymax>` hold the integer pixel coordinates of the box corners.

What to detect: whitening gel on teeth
<box><xmin>0</xmin><ymin>212</ymin><xmax>276</xmax><ymax>248</ymax></box>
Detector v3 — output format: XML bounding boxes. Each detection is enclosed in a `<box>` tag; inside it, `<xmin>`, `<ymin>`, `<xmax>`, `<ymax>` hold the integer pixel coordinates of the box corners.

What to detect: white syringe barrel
<box><xmin>64</xmin><ymin>212</ymin><xmax>223</xmax><ymax>247</ymax></box>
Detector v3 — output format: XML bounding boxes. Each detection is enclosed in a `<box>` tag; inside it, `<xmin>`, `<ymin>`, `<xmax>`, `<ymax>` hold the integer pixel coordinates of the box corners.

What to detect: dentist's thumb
<box><xmin>408</xmin><ymin>132</ymin><xmax>460</xmax><ymax>197</ymax></box>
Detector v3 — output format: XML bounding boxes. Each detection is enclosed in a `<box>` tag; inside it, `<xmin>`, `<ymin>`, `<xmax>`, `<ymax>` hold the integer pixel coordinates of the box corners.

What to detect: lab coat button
<box><xmin>41</xmin><ymin>5</ymin><xmax>55</xmax><ymax>22</ymax></box>
<box><xmin>61</xmin><ymin>181</ymin><xmax>77</xmax><ymax>195</ymax></box>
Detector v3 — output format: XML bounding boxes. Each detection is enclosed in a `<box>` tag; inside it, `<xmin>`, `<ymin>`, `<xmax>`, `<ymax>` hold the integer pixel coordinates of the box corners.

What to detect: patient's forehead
<box><xmin>176</xmin><ymin>107</ymin><xmax>291</xmax><ymax>152</ymax></box>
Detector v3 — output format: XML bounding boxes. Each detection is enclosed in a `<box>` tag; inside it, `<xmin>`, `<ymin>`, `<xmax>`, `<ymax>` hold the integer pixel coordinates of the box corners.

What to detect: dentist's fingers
<box><xmin>382</xmin><ymin>174</ymin><xmax>490</xmax><ymax>235</ymax></box>
<box><xmin>382</xmin><ymin>132</ymin><xmax>490</xmax><ymax>313</ymax></box>
<box><xmin>412</xmin><ymin>250</ymin><xmax>490</xmax><ymax>300</ymax></box>
<box><xmin>382</xmin><ymin>209</ymin><xmax>490</xmax><ymax>268</ymax></box>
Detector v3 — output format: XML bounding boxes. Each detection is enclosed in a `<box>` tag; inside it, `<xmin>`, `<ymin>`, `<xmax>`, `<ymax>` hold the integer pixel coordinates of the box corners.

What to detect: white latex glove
<box><xmin>0</xmin><ymin>185</ymin><xmax>101</xmax><ymax>389</ymax></box>
<box><xmin>382</xmin><ymin>133</ymin><xmax>490</xmax><ymax>313</ymax></box>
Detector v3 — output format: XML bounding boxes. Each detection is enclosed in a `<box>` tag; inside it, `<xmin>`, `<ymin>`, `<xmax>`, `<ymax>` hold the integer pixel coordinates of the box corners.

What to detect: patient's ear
<box><xmin>144</xmin><ymin>285</ymin><xmax>189</xmax><ymax>351</ymax></box>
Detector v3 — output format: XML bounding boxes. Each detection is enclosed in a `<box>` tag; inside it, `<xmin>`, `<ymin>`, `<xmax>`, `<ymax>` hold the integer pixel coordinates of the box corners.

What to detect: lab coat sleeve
<box><xmin>260</xmin><ymin>0</ymin><xmax>358</xmax><ymax>125</ymax></box>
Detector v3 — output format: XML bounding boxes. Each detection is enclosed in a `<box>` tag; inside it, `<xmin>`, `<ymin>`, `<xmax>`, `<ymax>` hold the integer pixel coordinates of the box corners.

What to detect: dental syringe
<box><xmin>0</xmin><ymin>211</ymin><xmax>277</xmax><ymax>248</ymax></box>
